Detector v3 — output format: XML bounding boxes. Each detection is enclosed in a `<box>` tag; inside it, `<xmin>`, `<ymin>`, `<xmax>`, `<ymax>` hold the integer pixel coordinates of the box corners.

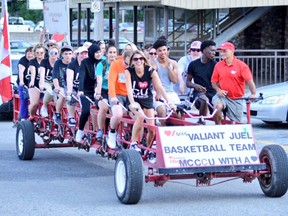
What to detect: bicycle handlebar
<box><xmin>234</xmin><ymin>93</ymin><xmax>263</xmax><ymax>102</ymax></box>
<box><xmin>136</xmin><ymin>108</ymin><xmax>174</xmax><ymax>120</ymax></box>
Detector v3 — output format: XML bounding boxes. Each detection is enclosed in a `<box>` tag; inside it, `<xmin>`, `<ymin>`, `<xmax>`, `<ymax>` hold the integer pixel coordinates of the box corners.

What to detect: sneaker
<box><xmin>148</xmin><ymin>152</ymin><xmax>156</xmax><ymax>163</ymax></box>
<box><xmin>54</xmin><ymin>113</ymin><xmax>62</xmax><ymax>124</ymax></box>
<box><xmin>75</xmin><ymin>130</ymin><xmax>84</xmax><ymax>142</ymax></box>
<box><xmin>130</xmin><ymin>142</ymin><xmax>141</xmax><ymax>152</ymax></box>
<box><xmin>96</xmin><ymin>130</ymin><xmax>103</xmax><ymax>141</ymax></box>
<box><xmin>40</xmin><ymin>106</ymin><xmax>48</xmax><ymax>118</ymax></box>
<box><xmin>68</xmin><ymin>117</ymin><xmax>76</xmax><ymax>127</ymax></box>
<box><xmin>197</xmin><ymin>119</ymin><xmax>206</xmax><ymax>125</ymax></box>
<box><xmin>107</xmin><ymin>131</ymin><xmax>117</xmax><ymax>149</ymax></box>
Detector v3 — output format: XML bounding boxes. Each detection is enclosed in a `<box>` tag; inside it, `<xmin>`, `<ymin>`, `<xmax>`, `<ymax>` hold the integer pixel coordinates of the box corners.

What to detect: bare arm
<box><xmin>29</xmin><ymin>65</ymin><xmax>36</xmax><ymax>87</ymax></box>
<box><xmin>66</xmin><ymin>68</ymin><xmax>74</xmax><ymax>95</ymax></box>
<box><xmin>39</xmin><ymin>66</ymin><xmax>45</xmax><ymax>90</ymax></box>
<box><xmin>247</xmin><ymin>79</ymin><xmax>257</xmax><ymax>97</ymax></box>
<box><xmin>167</xmin><ymin>59</ymin><xmax>178</xmax><ymax>84</ymax></box>
<box><xmin>18</xmin><ymin>64</ymin><xmax>26</xmax><ymax>86</ymax></box>
<box><xmin>95</xmin><ymin>75</ymin><xmax>103</xmax><ymax>99</ymax></box>
<box><xmin>124</xmin><ymin>69</ymin><xmax>135</xmax><ymax>105</ymax></box>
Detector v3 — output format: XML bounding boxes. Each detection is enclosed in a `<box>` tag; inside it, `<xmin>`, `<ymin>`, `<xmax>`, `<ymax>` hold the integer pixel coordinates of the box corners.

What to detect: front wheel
<box><xmin>258</xmin><ymin>145</ymin><xmax>288</xmax><ymax>197</ymax></box>
<box><xmin>16</xmin><ymin>120</ymin><xmax>35</xmax><ymax>160</ymax></box>
<box><xmin>114</xmin><ymin>150</ymin><xmax>143</xmax><ymax>204</ymax></box>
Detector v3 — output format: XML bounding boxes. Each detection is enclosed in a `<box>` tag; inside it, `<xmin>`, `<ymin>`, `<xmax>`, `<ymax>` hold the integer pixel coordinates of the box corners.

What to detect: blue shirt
<box><xmin>95</xmin><ymin>60</ymin><xmax>110</xmax><ymax>90</ymax></box>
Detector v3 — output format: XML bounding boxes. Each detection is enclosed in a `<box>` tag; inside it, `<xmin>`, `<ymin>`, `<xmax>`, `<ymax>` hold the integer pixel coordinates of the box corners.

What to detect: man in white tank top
<box><xmin>150</xmin><ymin>38</ymin><xmax>180</xmax><ymax>125</ymax></box>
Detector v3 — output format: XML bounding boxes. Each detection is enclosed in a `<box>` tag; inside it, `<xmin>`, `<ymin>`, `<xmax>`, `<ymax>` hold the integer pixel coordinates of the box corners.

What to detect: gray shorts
<box><xmin>109</xmin><ymin>95</ymin><xmax>129</xmax><ymax>109</ymax></box>
<box><xmin>65</xmin><ymin>87</ymin><xmax>78</xmax><ymax>106</ymax></box>
<box><xmin>212</xmin><ymin>94</ymin><xmax>243</xmax><ymax>122</ymax></box>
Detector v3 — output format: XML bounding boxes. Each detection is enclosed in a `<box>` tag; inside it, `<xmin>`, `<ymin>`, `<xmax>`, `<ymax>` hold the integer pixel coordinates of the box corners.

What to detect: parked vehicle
<box><xmin>10</xmin><ymin>40</ymin><xmax>32</xmax><ymax>54</ymax></box>
<box><xmin>70</xmin><ymin>37</ymin><xmax>131</xmax><ymax>51</ymax></box>
<box><xmin>72</xmin><ymin>19</ymin><xmax>93</xmax><ymax>32</ymax></box>
<box><xmin>24</xmin><ymin>20</ymin><xmax>36</xmax><ymax>31</ymax></box>
<box><xmin>0</xmin><ymin>54</ymin><xmax>20</xmax><ymax>119</ymax></box>
<box><xmin>245</xmin><ymin>82</ymin><xmax>288</xmax><ymax>124</ymax></box>
<box><xmin>119</xmin><ymin>22</ymin><xmax>143</xmax><ymax>32</ymax></box>
<box><xmin>103</xmin><ymin>18</ymin><xmax>116</xmax><ymax>32</ymax></box>
<box><xmin>0</xmin><ymin>16</ymin><xmax>31</xmax><ymax>32</ymax></box>
<box><xmin>34</xmin><ymin>21</ymin><xmax>44</xmax><ymax>32</ymax></box>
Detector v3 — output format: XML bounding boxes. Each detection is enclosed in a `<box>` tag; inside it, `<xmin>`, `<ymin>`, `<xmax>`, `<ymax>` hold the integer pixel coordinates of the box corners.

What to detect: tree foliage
<box><xmin>7</xmin><ymin>0</ymin><xmax>43</xmax><ymax>22</ymax></box>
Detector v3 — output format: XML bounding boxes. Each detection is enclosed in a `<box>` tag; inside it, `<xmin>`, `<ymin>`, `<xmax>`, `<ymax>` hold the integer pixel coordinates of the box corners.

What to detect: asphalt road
<box><xmin>0</xmin><ymin>118</ymin><xmax>287</xmax><ymax>216</ymax></box>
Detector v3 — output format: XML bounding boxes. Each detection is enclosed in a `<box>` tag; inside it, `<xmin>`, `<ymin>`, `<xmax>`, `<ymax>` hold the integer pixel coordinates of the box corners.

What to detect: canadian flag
<box><xmin>0</xmin><ymin>0</ymin><xmax>12</xmax><ymax>105</ymax></box>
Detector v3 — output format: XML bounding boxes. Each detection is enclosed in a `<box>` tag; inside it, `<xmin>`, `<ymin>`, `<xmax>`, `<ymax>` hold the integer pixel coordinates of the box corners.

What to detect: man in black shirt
<box><xmin>186</xmin><ymin>40</ymin><xmax>217</xmax><ymax>124</ymax></box>
<box><xmin>52</xmin><ymin>45</ymin><xmax>73</xmax><ymax>124</ymax></box>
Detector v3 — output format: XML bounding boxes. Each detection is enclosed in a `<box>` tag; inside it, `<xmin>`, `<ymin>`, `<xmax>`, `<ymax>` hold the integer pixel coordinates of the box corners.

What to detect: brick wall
<box><xmin>233</xmin><ymin>6</ymin><xmax>288</xmax><ymax>50</ymax></box>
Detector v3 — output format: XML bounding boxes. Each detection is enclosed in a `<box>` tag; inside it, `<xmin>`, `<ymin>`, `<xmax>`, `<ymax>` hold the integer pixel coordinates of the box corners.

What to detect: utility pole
<box><xmin>92</xmin><ymin>0</ymin><xmax>104</xmax><ymax>41</ymax></box>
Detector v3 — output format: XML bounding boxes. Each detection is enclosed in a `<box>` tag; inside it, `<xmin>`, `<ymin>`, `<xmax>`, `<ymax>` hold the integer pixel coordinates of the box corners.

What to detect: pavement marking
<box><xmin>256</xmin><ymin>139</ymin><xmax>288</xmax><ymax>151</ymax></box>
<box><xmin>256</xmin><ymin>139</ymin><xmax>277</xmax><ymax>145</ymax></box>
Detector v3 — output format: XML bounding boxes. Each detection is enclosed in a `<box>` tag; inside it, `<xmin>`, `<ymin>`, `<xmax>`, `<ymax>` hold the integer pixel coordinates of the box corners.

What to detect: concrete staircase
<box><xmin>213</xmin><ymin>7</ymin><xmax>272</xmax><ymax>45</ymax></box>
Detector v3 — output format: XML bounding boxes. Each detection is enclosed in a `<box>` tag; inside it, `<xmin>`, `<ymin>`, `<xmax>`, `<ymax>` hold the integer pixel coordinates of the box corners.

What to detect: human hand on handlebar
<box><xmin>77</xmin><ymin>91</ymin><xmax>84</xmax><ymax>98</ymax></box>
<box><xmin>248</xmin><ymin>93</ymin><xmax>257</xmax><ymax>98</ymax></box>
<box><xmin>111</xmin><ymin>97</ymin><xmax>118</xmax><ymax>105</ymax></box>
<box><xmin>131</xmin><ymin>102</ymin><xmax>139</xmax><ymax>109</ymax></box>
<box><xmin>217</xmin><ymin>89</ymin><xmax>228</xmax><ymax>97</ymax></box>
<box><xmin>194</xmin><ymin>84</ymin><xmax>207</xmax><ymax>93</ymax></box>
<box><xmin>167</xmin><ymin>102</ymin><xmax>177</xmax><ymax>112</ymax></box>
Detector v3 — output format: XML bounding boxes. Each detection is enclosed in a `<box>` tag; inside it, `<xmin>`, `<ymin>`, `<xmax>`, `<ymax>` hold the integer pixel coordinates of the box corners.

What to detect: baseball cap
<box><xmin>190</xmin><ymin>40</ymin><xmax>201</xmax><ymax>49</ymax></box>
<box><xmin>217</xmin><ymin>42</ymin><xmax>235</xmax><ymax>51</ymax></box>
<box><xmin>76</xmin><ymin>46</ymin><xmax>88</xmax><ymax>54</ymax></box>
<box><xmin>83</xmin><ymin>41</ymin><xmax>92</xmax><ymax>48</ymax></box>
<box><xmin>61</xmin><ymin>45</ymin><xmax>73</xmax><ymax>52</ymax></box>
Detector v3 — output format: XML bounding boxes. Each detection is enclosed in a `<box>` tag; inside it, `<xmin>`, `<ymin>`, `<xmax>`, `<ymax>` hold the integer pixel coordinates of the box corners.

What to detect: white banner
<box><xmin>158</xmin><ymin>124</ymin><xmax>260</xmax><ymax>168</ymax></box>
<box><xmin>43</xmin><ymin>0</ymin><xmax>69</xmax><ymax>34</ymax></box>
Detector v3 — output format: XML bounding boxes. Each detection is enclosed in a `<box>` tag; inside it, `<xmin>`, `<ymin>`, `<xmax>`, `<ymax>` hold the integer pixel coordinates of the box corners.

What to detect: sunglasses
<box><xmin>47</xmin><ymin>44</ymin><xmax>54</xmax><ymax>47</ymax></box>
<box><xmin>149</xmin><ymin>52</ymin><xmax>157</xmax><ymax>55</ymax></box>
<box><xmin>190</xmin><ymin>48</ymin><xmax>201</xmax><ymax>52</ymax></box>
<box><xmin>36</xmin><ymin>51</ymin><xmax>44</xmax><ymax>55</ymax></box>
<box><xmin>133</xmin><ymin>57</ymin><xmax>145</xmax><ymax>62</ymax></box>
<box><xmin>49</xmin><ymin>51</ymin><xmax>58</xmax><ymax>55</ymax></box>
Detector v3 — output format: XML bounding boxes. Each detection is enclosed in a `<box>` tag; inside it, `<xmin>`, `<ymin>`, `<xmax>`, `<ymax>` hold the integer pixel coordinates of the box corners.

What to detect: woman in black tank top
<box><xmin>125</xmin><ymin>50</ymin><xmax>176</xmax><ymax>151</ymax></box>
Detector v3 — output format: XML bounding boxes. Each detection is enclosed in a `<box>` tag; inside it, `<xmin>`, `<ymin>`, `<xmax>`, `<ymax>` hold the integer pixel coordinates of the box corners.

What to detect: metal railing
<box><xmin>171</xmin><ymin>49</ymin><xmax>288</xmax><ymax>87</ymax></box>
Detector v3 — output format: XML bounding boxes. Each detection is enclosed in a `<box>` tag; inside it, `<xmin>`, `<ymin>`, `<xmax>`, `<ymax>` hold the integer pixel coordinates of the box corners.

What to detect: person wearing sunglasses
<box><xmin>75</xmin><ymin>44</ymin><xmax>103</xmax><ymax>142</ymax></box>
<box><xmin>106</xmin><ymin>50</ymin><xmax>134</xmax><ymax>149</ymax></box>
<box><xmin>28</xmin><ymin>44</ymin><xmax>46</xmax><ymax>119</ymax></box>
<box><xmin>186</xmin><ymin>40</ymin><xmax>217</xmax><ymax>124</ymax></box>
<box><xmin>39</xmin><ymin>45</ymin><xmax>60</xmax><ymax>118</ymax></box>
<box><xmin>17</xmin><ymin>46</ymin><xmax>34</xmax><ymax>120</ymax></box>
<box><xmin>175</xmin><ymin>40</ymin><xmax>201</xmax><ymax>95</ymax></box>
<box><xmin>147</xmin><ymin>47</ymin><xmax>158</xmax><ymax>64</ymax></box>
<box><xmin>125</xmin><ymin>50</ymin><xmax>176</xmax><ymax>152</ymax></box>
<box><xmin>142</xmin><ymin>43</ymin><xmax>153</xmax><ymax>57</ymax></box>
<box><xmin>52</xmin><ymin>45</ymin><xmax>74</xmax><ymax>124</ymax></box>
<box><xmin>66</xmin><ymin>46</ymin><xmax>89</xmax><ymax>126</ymax></box>
<box><xmin>43</xmin><ymin>39</ymin><xmax>57</xmax><ymax>57</ymax></box>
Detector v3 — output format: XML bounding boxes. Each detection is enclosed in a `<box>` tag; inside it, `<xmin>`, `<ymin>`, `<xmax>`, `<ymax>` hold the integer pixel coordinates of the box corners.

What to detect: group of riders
<box><xmin>16</xmin><ymin>33</ymin><xmax>257</xmax><ymax>152</ymax></box>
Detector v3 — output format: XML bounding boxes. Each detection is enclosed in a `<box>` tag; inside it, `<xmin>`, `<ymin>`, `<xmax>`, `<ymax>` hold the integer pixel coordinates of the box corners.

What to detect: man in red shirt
<box><xmin>211</xmin><ymin>42</ymin><xmax>257</xmax><ymax>124</ymax></box>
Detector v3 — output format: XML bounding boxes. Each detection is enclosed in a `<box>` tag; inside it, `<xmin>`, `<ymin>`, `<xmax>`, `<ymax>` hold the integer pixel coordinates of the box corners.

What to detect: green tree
<box><xmin>7</xmin><ymin>0</ymin><xmax>43</xmax><ymax>22</ymax></box>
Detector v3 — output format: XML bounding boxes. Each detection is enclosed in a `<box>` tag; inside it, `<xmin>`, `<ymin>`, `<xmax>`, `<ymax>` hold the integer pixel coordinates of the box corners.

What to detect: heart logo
<box><xmin>250</xmin><ymin>156</ymin><xmax>258</xmax><ymax>162</ymax></box>
<box><xmin>138</xmin><ymin>81</ymin><xmax>148</xmax><ymax>89</ymax></box>
<box><xmin>164</xmin><ymin>130</ymin><xmax>171</xmax><ymax>136</ymax></box>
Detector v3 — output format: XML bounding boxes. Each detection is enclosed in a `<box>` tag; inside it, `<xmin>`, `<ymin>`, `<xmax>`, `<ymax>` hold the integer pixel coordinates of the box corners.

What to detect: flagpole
<box><xmin>0</xmin><ymin>0</ymin><xmax>12</xmax><ymax>105</ymax></box>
